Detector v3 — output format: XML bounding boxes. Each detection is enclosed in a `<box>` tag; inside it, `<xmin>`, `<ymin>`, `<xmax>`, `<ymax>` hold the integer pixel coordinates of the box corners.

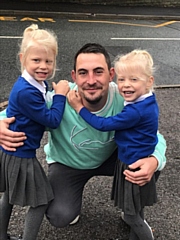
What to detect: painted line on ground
<box><xmin>111</xmin><ymin>38</ymin><xmax>180</xmax><ymax>40</ymax></box>
<box><xmin>69</xmin><ymin>19</ymin><xmax>179</xmax><ymax>28</ymax></box>
<box><xmin>0</xmin><ymin>36</ymin><xmax>22</xmax><ymax>38</ymax></box>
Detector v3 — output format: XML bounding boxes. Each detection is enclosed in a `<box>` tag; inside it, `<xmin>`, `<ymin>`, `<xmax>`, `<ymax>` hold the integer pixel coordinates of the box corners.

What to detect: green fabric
<box><xmin>0</xmin><ymin>109</ymin><xmax>6</xmax><ymax>120</ymax></box>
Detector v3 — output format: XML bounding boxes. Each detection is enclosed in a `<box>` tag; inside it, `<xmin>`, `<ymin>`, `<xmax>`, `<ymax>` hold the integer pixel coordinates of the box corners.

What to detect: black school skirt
<box><xmin>0</xmin><ymin>150</ymin><xmax>54</xmax><ymax>207</ymax></box>
<box><xmin>111</xmin><ymin>160</ymin><xmax>157</xmax><ymax>215</ymax></box>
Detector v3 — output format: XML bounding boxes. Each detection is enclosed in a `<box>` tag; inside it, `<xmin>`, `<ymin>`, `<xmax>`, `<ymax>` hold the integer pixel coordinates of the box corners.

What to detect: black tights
<box><xmin>124</xmin><ymin>209</ymin><xmax>154</xmax><ymax>240</ymax></box>
<box><xmin>0</xmin><ymin>191</ymin><xmax>48</xmax><ymax>240</ymax></box>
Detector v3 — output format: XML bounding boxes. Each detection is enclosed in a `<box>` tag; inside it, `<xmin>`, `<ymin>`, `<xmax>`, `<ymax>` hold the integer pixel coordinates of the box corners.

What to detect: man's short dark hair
<box><xmin>74</xmin><ymin>43</ymin><xmax>111</xmax><ymax>71</ymax></box>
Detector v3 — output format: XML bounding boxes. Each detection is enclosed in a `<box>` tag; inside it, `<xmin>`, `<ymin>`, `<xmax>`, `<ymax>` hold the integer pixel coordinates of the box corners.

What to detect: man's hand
<box><xmin>0</xmin><ymin>117</ymin><xmax>26</xmax><ymax>151</ymax></box>
<box><xmin>123</xmin><ymin>156</ymin><xmax>158</xmax><ymax>186</ymax></box>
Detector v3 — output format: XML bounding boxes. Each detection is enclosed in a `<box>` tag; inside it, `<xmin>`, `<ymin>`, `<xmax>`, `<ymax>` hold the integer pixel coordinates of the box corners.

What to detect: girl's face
<box><xmin>116</xmin><ymin>68</ymin><xmax>154</xmax><ymax>102</ymax></box>
<box><xmin>20</xmin><ymin>44</ymin><xmax>55</xmax><ymax>84</ymax></box>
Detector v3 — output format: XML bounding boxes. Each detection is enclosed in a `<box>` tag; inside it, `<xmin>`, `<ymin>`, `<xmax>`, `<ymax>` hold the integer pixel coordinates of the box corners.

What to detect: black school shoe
<box><xmin>7</xmin><ymin>234</ymin><xmax>17</xmax><ymax>240</ymax></box>
<box><xmin>7</xmin><ymin>234</ymin><xmax>22</xmax><ymax>240</ymax></box>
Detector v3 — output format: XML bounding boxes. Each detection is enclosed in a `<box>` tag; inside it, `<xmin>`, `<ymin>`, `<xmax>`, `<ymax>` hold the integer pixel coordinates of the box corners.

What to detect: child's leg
<box><xmin>22</xmin><ymin>204</ymin><xmax>48</xmax><ymax>240</ymax></box>
<box><xmin>0</xmin><ymin>192</ymin><xmax>13</xmax><ymax>239</ymax></box>
<box><xmin>129</xmin><ymin>229</ymin><xmax>139</xmax><ymax>240</ymax></box>
<box><xmin>128</xmin><ymin>208</ymin><xmax>146</xmax><ymax>240</ymax></box>
<box><xmin>124</xmin><ymin>211</ymin><xmax>154</xmax><ymax>240</ymax></box>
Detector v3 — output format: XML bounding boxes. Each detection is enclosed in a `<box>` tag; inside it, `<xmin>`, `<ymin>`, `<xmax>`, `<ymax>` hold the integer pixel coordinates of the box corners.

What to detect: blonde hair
<box><xmin>19</xmin><ymin>24</ymin><xmax>58</xmax><ymax>78</ymax></box>
<box><xmin>114</xmin><ymin>49</ymin><xmax>155</xmax><ymax>90</ymax></box>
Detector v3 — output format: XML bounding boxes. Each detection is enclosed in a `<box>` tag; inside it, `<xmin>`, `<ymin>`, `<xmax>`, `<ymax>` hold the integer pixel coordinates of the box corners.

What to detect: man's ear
<box><xmin>71</xmin><ymin>70</ymin><xmax>76</xmax><ymax>83</ymax></box>
<box><xmin>109</xmin><ymin>67</ymin><xmax>115</xmax><ymax>82</ymax></box>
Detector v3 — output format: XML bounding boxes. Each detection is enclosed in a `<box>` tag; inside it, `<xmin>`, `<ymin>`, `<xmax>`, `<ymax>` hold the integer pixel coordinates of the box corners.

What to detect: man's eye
<box><xmin>95</xmin><ymin>70</ymin><xmax>103</xmax><ymax>75</ymax></box>
<box><xmin>79</xmin><ymin>71</ymin><xmax>86</xmax><ymax>75</ymax></box>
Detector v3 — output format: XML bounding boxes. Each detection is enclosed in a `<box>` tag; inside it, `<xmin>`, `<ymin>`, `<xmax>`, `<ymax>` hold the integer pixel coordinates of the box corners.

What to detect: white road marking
<box><xmin>0</xmin><ymin>36</ymin><xmax>22</xmax><ymax>38</ymax></box>
<box><xmin>111</xmin><ymin>38</ymin><xmax>180</xmax><ymax>40</ymax></box>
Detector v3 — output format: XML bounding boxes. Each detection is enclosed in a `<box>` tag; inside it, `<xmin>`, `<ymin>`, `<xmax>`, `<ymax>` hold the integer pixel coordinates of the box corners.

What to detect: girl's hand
<box><xmin>67</xmin><ymin>90</ymin><xmax>83</xmax><ymax>113</ymax></box>
<box><xmin>52</xmin><ymin>80</ymin><xmax>70</xmax><ymax>96</ymax></box>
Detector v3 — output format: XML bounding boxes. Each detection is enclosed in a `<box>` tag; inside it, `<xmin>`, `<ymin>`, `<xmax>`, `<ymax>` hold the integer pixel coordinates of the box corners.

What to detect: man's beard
<box><xmin>84</xmin><ymin>95</ymin><xmax>103</xmax><ymax>104</ymax></box>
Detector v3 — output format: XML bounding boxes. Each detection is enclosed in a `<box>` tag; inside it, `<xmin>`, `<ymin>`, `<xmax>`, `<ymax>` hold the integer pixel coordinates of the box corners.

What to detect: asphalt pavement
<box><xmin>0</xmin><ymin>1</ymin><xmax>180</xmax><ymax>20</ymax></box>
<box><xmin>0</xmin><ymin>2</ymin><xmax>180</xmax><ymax>240</ymax></box>
<box><xmin>5</xmin><ymin>89</ymin><xmax>180</xmax><ymax>240</ymax></box>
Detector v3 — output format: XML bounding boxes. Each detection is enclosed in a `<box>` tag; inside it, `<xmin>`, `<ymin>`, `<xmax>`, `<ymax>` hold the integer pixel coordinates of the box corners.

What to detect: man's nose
<box><xmin>86</xmin><ymin>73</ymin><xmax>96</xmax><ymax>84</ymax></box>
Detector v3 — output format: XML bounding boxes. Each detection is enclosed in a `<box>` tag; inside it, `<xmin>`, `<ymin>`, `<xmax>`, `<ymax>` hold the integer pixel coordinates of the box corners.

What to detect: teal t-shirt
<box><xmin>0</xmin><ymin>109</ymin><xmax>6</xmax><ymax>120</ymax></box>
<box><xmin>45</xmin><ymin>82</ymin><xmax>124</xmax><ymax>169</ymax></box>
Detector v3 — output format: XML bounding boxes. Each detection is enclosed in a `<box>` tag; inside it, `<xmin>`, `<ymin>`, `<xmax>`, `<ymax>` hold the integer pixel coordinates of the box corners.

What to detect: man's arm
<box><xmin>123</xmin><ymin>131</ymin><xmax>167</xmax><ymax>186</ymax></box>
<box><xmin>0</xmin><ymin>87</ymin><xmax>57</xmax><ymax>151</ymax></box>
<box><xmin>0</xmin><ymin>117</ymin><xmax>26</xmax><ymax>151</ymax></box>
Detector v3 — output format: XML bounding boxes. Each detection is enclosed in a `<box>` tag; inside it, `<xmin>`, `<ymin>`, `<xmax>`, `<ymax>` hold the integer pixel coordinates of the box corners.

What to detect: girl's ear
<box><xmin>19</xmin><ymin>53</ymin><xmax>23</xmax><ymax>63</ymax></box>
<box><xmin>147</xmin><ymin>76</ymin><xmax>154</xmax><ymax>89</ymax></box>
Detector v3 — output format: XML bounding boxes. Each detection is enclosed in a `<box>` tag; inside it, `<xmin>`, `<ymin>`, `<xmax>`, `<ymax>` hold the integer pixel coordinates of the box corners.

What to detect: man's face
<box><xmin>71</xmin><ymin>53</ymin><xmax>114</xmax><ymax>110</ymax></box>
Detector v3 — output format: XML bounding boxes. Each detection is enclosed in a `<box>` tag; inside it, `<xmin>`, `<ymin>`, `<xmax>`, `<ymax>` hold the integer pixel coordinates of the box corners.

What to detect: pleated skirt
<box><xmin>0</xmin><ymin>150</ymin><xmax>54</xmax><ymax>208</ymax></box>
<box><xmin>111</xmin><ymin>160</ymin><xmax>157</xmax><ymax>215</ymax></box>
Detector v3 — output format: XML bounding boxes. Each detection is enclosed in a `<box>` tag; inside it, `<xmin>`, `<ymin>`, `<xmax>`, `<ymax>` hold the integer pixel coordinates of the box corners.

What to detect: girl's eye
<box><xmin>131</xmin><ymin>78</ymin><xmax>138</xmax><ymax>81</ymax></box>
<box><xmin>118</xmin><ymin>78</ymin><xmax>124</xmax><ymax>82</ymax></box>
<box><xmin>46</xmin><ymin>60</ymin><xmax>53</xmax><ymax>64</ymax></box>
<box><xmin>33</xmin><ymin>59</ymin><xmax>40</xmax><ymax>63</ymax></box>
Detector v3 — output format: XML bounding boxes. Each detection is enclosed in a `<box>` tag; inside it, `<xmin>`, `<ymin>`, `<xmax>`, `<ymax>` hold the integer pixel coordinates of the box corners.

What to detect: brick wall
<box><xmin>24</xmin><ymin>0</ymin><xmax>180</xmax><ymax>7</ymax></box>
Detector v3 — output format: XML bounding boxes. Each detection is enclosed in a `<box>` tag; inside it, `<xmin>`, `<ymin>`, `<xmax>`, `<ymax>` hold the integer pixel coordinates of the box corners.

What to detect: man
<box><xmin>0</xmin><ymin>43</ymin><xmax>166</xmax><ymax>228</ymax></box>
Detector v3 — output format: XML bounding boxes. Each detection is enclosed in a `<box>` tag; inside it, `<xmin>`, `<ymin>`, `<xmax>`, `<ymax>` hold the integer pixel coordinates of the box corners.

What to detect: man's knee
<box><xmin>46</xmin><ymin>204</ymin><xmax>77</xmax><ymax>228</ymax></box>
